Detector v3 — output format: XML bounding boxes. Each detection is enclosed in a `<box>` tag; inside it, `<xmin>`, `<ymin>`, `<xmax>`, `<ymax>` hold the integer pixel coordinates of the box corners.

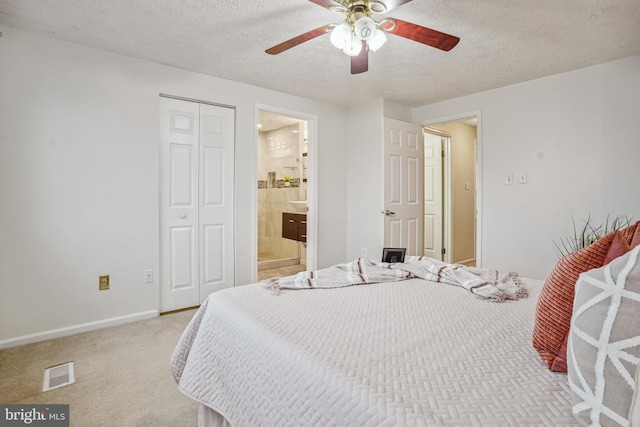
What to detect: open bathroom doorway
<box><xmin>256</xmin><ymin>109</ymin><xmax>313</xmax><ymax>281</ymax></box>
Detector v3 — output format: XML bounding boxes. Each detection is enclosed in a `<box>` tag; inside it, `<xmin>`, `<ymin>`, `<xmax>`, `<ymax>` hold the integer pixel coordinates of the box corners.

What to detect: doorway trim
<box><xmin>419</xmin><ymin>110</ymin><xmax>482</xmax><ymax>267</ymax></box>
<box><xmin>253</xmin><ymin>104</ymin><xmax>318</xmax><ymax>283</ymax></box>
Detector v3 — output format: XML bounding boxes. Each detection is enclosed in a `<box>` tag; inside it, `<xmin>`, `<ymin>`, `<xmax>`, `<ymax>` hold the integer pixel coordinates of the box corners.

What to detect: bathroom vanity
<box><xmin>282</xmin><ymin>213</ymin><xmax>307</xmax><ymax>243</ymax></box>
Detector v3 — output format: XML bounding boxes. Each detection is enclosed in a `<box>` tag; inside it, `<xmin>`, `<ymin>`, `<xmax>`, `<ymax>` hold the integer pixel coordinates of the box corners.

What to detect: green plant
<box><xmin>554</xmin><ymin>214</ymin><xmax>632</xmax><ymax>258</ymax></box>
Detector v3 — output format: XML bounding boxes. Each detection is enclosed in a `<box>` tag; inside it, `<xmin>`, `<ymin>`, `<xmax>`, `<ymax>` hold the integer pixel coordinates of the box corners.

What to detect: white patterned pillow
<box><xmin>568</xmin><ymin>245</ymin><xmax>640</xmax><ymax>426</ymax></box>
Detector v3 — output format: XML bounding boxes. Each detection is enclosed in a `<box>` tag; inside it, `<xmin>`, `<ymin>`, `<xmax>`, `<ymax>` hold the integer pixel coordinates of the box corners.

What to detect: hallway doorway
<box><xmin>424</xmin><ymin>117</ymin><xmax>477</xmax><ymax>266</ymax></box>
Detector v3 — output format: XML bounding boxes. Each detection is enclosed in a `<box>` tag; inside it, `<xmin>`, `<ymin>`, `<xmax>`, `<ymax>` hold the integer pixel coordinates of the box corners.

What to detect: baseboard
<box><xmin>257</xmin><ymin>257</ymin><xmax>299</xmax><ymax>271</ymax></box>
<box><xmin>0</xmin><ymin>310</ymin><xmax>158</xmax><ymax>350</ymax></box>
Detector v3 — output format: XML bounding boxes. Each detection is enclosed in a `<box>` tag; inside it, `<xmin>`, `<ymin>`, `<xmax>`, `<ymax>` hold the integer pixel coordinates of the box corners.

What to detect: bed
<box><xmin>171</xmin><ymin>260</ymin><xmax>577</xmax><ymax>426</ymax></box>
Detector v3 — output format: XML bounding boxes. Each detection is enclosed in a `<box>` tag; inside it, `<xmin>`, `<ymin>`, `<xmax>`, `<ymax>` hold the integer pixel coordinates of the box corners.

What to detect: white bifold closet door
<box><xmin>159</xmin><ymin>96</ymin><xmax>235</xmax><ymax>312</ymax></box>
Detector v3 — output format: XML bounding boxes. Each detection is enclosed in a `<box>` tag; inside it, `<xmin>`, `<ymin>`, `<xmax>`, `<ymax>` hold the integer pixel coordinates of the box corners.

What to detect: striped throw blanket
<box><xmin>264</xmin><ymin>256</ymin><xmax>527</xmax><ymax>302</ymax></box>
<box><xmin>263</xmin><ymin>257</ymin><xmax>411</xmax><ymax>292</ymax></box>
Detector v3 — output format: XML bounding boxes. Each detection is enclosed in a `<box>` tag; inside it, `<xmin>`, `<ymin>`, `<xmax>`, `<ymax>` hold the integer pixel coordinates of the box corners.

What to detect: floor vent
<box><xmin>43</xmin><ymin>362</ymin><xmax>75</xmax><ymax>391</ymax></box>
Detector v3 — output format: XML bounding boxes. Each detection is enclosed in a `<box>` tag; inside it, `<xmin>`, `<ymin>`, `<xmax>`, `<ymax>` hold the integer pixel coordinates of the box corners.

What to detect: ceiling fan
<box><xmin>265</xmin><ymin>0</ymin><xmax>460</xmax><ymax>74</ymax></box>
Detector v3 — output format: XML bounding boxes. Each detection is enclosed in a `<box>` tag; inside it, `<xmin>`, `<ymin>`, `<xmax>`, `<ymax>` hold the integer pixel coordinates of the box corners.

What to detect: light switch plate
<box><xmin>519</xmin><ymin>172</ymin><xmax>527</xmax><ymax>184</ymax></box>
<box><xmin>144</xmin><ymin>269</ymin><xmax>153</xmax><ymax>283</ymax></box>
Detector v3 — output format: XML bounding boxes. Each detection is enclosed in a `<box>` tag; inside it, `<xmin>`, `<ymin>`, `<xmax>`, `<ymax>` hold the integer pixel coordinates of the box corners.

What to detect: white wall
<box><xmin>345</xmin><ymin>100</ymin><xmax>415</xmax><ymax>261</ymax></box>
<box><xmin>383</xmin><ymin>100</ymin><xmax>412</xmax><ymax>123</ymax></box>
<box><xmin>414</xmin><ymin>55</ymin><xmax>640</xmax><ymax>279</ymax></box>
<box><xmin>345</xmin><ymin>100</ymin><xmax>385</xmax><ymax>261</ymax></box>
<box><xmin>0</xmin><ymin>28</ymin><xmax>348</xmax><ymax>346</ymax></box>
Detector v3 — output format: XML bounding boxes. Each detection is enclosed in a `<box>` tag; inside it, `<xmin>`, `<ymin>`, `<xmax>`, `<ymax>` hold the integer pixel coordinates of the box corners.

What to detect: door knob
<box><xmin>382</xmin><ymin>210</ymin><xmax>396</xmax><ymax>216</ymax></box>
<box><xmin>180</xmin><ymin>213</ymin><xmax>187</xmax><ymax>219</ymax></box>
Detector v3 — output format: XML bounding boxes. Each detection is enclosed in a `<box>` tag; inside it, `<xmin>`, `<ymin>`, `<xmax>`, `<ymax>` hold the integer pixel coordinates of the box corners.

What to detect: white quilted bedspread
<box><xmin>171</xmin><ymin>278</ymin><xmax>577</xmax><ymax>426</ymax></box>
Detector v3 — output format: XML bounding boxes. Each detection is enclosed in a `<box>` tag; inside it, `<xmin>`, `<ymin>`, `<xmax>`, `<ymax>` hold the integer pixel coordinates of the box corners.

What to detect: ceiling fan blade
<box><xmin>383</xmin><ymin>18</ymin><xmax>460</xmax><ymax>51</ymax></box>
<box><xmin>266</xmin><ymin>25</ymin><xmax>333</xmax><ymax>55</ymax></box>
<box><xmin>350</xmin><ymin>41</ymin><xmax>368</xmax><ymax>74</ymax></box>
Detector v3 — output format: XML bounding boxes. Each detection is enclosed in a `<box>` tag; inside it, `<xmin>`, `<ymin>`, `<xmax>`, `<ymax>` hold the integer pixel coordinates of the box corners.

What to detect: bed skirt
<box><xmin>198</xmin><ymin>404</ymin><xmax>233</xmax><ymax>427</ymax></box>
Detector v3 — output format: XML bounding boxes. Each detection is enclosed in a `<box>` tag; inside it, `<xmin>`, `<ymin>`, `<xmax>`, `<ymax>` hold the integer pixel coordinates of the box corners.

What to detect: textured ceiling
<box><xmin>1</xmin><ymin>0</ymin><xmax>639</xmax><ymax>108</ymax></box>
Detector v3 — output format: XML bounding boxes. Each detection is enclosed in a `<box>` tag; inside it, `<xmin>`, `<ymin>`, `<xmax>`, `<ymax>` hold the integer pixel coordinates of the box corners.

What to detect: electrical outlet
<box><xmin>99</xmin><ymin>275</ymin><xmax>110</xmax><ymax>291</ymax></box>
<box><xmin>144</xmin><ymin>269</ymin><xmax>153</xmax><ymax>283</ymax></box>
<box><xmin>361</xmin><ymin>247</ymin><xmax>368</xmax><ymax>258</ymax></box>
<box><xmin>505</xmin><ymin>174</ymin><xmax>513</xmax><ymax>186</ymax></box>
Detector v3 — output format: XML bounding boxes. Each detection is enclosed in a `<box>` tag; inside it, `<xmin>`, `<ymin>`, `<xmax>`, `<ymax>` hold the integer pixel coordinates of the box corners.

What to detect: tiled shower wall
<box><xmin>258</xmin><ymin>187</ymin><xmax>301</xmax><ymax>260</ymax></box>
<box><xmin>258</xmin><ymin>123</ymin><xmax>307</xmax><ymax>262</ymax></box>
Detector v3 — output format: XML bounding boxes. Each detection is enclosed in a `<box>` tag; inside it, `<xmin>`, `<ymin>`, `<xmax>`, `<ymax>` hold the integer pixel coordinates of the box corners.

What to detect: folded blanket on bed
<box><xmin>264</xmin><ymin>256</ymin><xmax>527</xmax><ymax>302</ymax></box>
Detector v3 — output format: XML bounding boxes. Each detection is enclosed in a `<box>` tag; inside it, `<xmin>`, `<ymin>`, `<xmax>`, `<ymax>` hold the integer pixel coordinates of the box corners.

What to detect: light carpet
<box><xmin>0</xmin><ymin>309</ymin><xmax>199</xmax><ymax>427</ymax></box>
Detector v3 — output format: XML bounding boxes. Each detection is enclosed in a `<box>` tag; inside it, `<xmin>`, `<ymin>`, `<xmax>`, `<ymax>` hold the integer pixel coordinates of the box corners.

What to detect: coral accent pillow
<box><xmin>603</xmin><ymin>231</ymin><xmax>632</xmax><ymax>265</ymax></box>
<box><xmin>632</xmin><ymin>224</ymin><xmax>640</xmax><ymax>248</ymax></box>
<box><xmin>533</xmin><ymin>221</ymin><xmax>639</xmax><ymax>372</ymax></box>
<box><xmin>550</xmin><ymin>333</ymin><xmax>569</xmax><ymax>372</ymax></box>
<box><xmin>604</xmin><ymin>225</ymin><xmax>640</xmax><ymax>266</ymax></box>
<box><xmin>533</xmin><ymin>233</ymin><xmax>615</xmax><ymax>371</ymax></box>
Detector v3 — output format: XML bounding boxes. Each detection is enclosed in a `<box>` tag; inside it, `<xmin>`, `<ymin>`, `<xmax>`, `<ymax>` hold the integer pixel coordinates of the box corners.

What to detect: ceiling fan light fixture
<box><xmin>354</xmin><ymin>16</ymin><xmax>377</xmax><ymax>41</ymax></box>
<box><xmin>379</xmin><ymin>18</ymin><xmax>397</xmax><ymax>32</ymax></box>
<box><xmin>329</xmin><ymin>5</ymin><xmax>348</xmax><ymax>14</ymax></box>
<box><xmin>265</xmin><ymin>1</ymin><xmax>460</xmax><ymax>74</ymax></box>
<box><xmin>330</xmin><ymin>22</ymin><xmax>351</xmax><ymax>49</ymax></box>
<box><xmin>367</xmin><ymin>1</ymin><xmax>387</xmax><ymax>14</ymax></box>
<box><xmin>342</xmin><ymin>34</ymin><xmax>363</xmax><ymax>57</ymax></box>
<box><xmin>367</xmin><ymin>29</ymin><xmax>387</xmax><ymax>52</ymax></box>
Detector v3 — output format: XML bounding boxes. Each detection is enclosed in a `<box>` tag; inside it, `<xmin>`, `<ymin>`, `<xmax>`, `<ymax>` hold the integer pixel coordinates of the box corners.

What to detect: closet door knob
<box><xmin>180</xmin><ymin>213</ymin><xmax>187</xmax><ymax>219</ymax></box>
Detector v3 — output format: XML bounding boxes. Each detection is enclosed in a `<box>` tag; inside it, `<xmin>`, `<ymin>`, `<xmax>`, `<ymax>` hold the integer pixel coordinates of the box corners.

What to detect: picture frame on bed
<box><xmin>382</xmin><ymin>247</ymin><xmax>406</xmax><ymax>263</ymax></box>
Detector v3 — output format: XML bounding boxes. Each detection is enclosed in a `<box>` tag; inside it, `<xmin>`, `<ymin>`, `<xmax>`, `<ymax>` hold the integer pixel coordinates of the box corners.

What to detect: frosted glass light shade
<box><xmin>354</xmin><ymin>17</ymin><xmax>376</xmax><ymax>41</ymax></box>
<box><xmin>367</xmin><ymin>29</ymin><xmax>387</xmax><ymax>52</ymax></box>
<box><xmin>330</xmin><ymin>23</ymin><xmax>351</xmax><ymax>49</ymax></box>
<box><xmin>343</xmin><ymin>34</ymin><xmax>362</xmax><ymax>56</ymax></box>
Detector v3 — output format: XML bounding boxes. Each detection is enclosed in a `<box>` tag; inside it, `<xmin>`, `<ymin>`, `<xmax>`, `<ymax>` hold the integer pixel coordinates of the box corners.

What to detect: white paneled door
<box><xmin>383</xmin><ymin>118</ymin><xmax>424</xmax><ymax>256</ymax></box>
<box><xmin>160</xmin><ymin>97</ymin><xmax>235</xmax><ymax>312</ymax></box>
<box><xmin>423</xmin><ymin>132</ymin><xmax>444</xmax><ymax>260</ymax></box>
